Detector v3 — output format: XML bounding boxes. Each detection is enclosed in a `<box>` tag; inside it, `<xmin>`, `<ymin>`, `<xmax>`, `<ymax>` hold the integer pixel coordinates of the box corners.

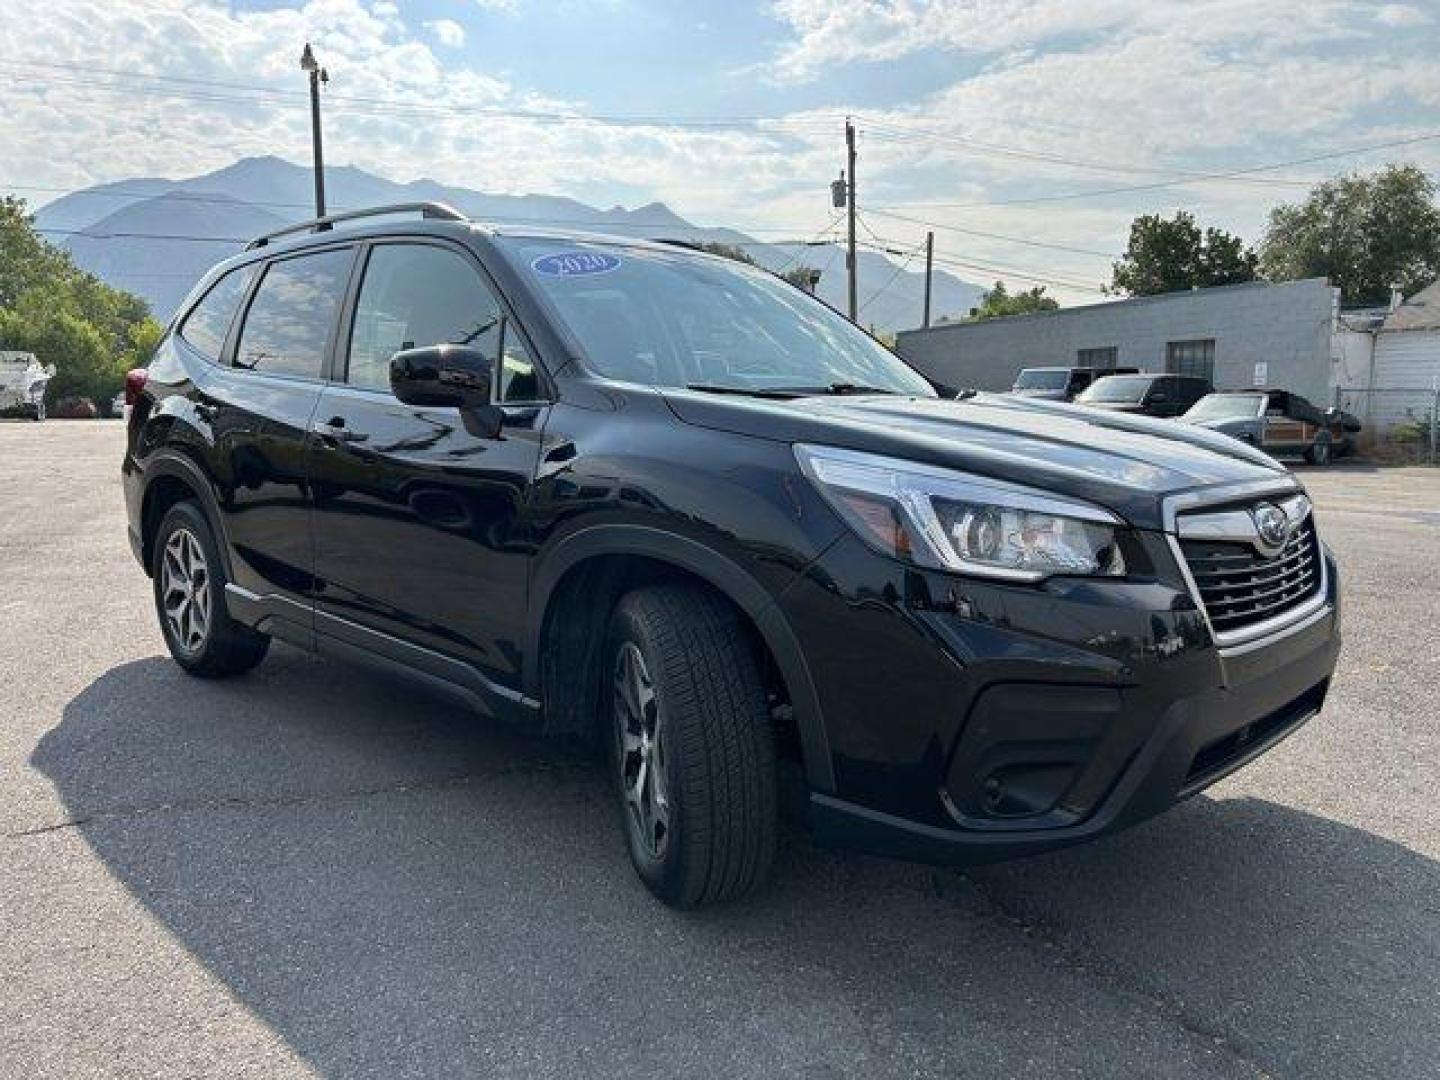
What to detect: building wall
<box><xmin>896</xmin><ymin>278</ymin><xmax>1336</xmax><ymax>401</ymax></box>
<box><xmin>1367</xmin><ymin>329</ymin><xmax>1440</xmax><ymax>432</ymax></box>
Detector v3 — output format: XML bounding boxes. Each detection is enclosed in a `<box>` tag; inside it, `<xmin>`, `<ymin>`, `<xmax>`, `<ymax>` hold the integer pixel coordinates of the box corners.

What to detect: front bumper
<box><xmin>778</xmin><ymin>529</ymin><xmax>1340</xmax><ymax>866</ymax></box>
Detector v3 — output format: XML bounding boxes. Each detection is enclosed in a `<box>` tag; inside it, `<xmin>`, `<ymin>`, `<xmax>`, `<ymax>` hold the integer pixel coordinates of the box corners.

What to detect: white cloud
<box><xmin>1</xmin><ymin>0</ymin><xmax>1438</xmax><ymax>307</ymax></box>
<box><xmin>765</xmin><ymin>0</ymin><xmax>1408</xmax><ymax>83</ymax></box>
<box><xmin>1375</xmin><ymin>5</ymin><xmax>1432</xmax><ymax>27</ymax></box>
<box><xmin>425</xmin><ymin>18</ymin><xmax>466</xmax><ymax>47</ymax></box>
<box><xmin>0</xmin><ymin>0</ymin><xmax>828</xmax><ymax>233</ymax></box>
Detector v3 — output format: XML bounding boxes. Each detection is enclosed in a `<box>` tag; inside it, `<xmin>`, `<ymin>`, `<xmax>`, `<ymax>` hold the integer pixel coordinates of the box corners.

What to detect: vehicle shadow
<box><xmin>31</xmin><ymin>653</ymin><xmax>1440</xmax><ymax>1078</ymax></box>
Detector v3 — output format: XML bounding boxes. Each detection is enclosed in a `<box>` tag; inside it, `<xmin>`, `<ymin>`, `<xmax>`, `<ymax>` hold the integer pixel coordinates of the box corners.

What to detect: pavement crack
<box><xmin>4</xmin><ymin>757</ymin><xmax>594</xmax><ymax>839</ymax></box>
<box><xmin>939</xmin><ymin>870</ymin><xmax>1276</xmax><ymax>1080</ymax></box>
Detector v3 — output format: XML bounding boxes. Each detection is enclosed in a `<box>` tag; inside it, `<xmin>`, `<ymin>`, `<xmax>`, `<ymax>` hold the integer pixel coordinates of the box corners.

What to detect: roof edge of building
<box><xmin>897</xmin><ymin>276</ymin><xmax>1333</xmax><ymax>338</ymax></box>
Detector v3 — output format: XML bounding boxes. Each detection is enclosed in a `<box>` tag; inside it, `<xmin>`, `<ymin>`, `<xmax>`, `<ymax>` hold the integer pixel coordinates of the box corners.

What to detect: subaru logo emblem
<box><xmin>1252</xmin><ymin>502</ymin><xmax>1291</xmax><ymax>553</ymax></box>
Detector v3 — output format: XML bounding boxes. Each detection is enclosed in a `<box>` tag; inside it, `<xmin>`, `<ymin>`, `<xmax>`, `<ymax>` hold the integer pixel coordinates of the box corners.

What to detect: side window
<box><xmin>179</xmin><ymin>265</ymin><xmax>257</xmax><ymax>362</ymax></box>
<box><xmin>347</xmin><ymin>243</ymin><xmax>542</xmax><ymax>401</ymax></box>
<box><xmin>234</xmin><ymin>248</ymin><xmax>352</xmax><ymax>379</ymax></box>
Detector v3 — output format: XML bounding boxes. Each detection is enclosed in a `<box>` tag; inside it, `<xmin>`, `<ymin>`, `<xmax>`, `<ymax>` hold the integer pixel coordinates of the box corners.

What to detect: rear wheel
<box><xmin>152</xmin><ymin>501</ymin><xmax>269</xmax><ymax>677</ymax></box>
<box><xmin>606</xmin><ymin>585</ymin><xmax>777</xmax><ymax>907</ymax></box>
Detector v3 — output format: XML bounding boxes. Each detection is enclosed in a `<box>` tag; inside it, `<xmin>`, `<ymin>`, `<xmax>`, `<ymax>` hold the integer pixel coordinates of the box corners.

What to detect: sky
<box><xmin>3</xmin><ymin>0</ymin><xmax>1440</xmax><ymax>302</ymax></box>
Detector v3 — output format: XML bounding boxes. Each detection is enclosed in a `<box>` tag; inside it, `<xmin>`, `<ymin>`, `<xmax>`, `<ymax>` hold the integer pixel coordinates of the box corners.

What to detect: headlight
<box><xmin>795</xmin><ymin>444</ymin><xmax>1127</xmax><ymax>581</ymax></box>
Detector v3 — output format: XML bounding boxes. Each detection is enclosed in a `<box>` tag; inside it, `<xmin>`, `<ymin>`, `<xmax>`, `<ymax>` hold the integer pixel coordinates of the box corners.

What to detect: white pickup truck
<box><xmin>0</xmin><ymin>351</ymin><xmax>55</xmax><ymax>420</ymax></box>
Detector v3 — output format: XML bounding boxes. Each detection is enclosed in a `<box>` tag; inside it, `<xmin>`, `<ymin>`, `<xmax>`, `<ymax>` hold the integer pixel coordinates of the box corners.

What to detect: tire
<box><xmin>606</xmin><ymin>585</ymin><xmax>777</xmax><ymax>907</ymax></box>
<box><xmin>151</xmin><ymin>501</ymin><xmax>270</xmax><ymax>677</ymax></box>
<box><xmin>1305</xmin><ymin>437</ymin><xmax>1332</xmax><ymax>466</ymax></box>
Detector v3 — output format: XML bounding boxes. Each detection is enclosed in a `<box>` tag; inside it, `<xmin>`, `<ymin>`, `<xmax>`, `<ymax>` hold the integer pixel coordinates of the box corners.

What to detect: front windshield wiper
<box><xmin>685</xmin><ymin>383</ymin><xmax>809</xmax><ymax>399</ymax></box>
<box><xmin>767</xmin><ymin>382</ymin><xmax>903</xmax><ymax>397</ymax></box>
<box><xmin>684</xmin><ymin>382</ymin><xmax>904</xmax><ymax>400</ymax></box>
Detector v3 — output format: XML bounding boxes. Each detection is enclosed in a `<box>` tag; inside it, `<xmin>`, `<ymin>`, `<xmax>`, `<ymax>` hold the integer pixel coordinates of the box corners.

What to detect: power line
<box><xmin>863</xmin><ymin>208</ymin><xmax>1117</xmax><ymax>259</ymax></box>
<box><xmin>0</xmin><ymin>60</ymin><xmax>844</xmax><ymax>131</ymax></box>
<box><xmin>865</xmin><ymin>129</ymin><xmax>1440</xmax><ymax>211</ymax></box>
<box><xmin>29</xmin><ymin>221</ymin><xmax>854</xmax><ymax>258</ymax></box>
<box><xmin>11</xmin><ymin>190</ymin><xmax>843</xmax><ymax>242</ymax></box>
<box><xmin>858</xmin><ymin>245</ymin><xmax>920</xmax><ymax>316</ymax></box>
<box><xmin>858</xmin><ymin>239</ymin><xmax>1105</xmax><ymax>295</ymax></box>
<box><xmin>858</xmin><ymin>119</ymin><xmax>1317</xmax><ymax>188</ymax></box>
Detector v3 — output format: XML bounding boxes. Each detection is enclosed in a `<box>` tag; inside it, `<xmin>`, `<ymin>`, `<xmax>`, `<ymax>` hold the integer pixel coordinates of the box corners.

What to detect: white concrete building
<box><xmin>896</xmin><ymin>278</ymin><xmax>1338</xmax><ymax>403</ymax></box>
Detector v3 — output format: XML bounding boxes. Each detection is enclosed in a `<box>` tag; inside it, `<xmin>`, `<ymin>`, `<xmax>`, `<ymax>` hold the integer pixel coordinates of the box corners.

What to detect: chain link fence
<box><xmin>1333</xmin><ymin>386</ymin><xmax>1440</xmax><ymax>464</ymax></box>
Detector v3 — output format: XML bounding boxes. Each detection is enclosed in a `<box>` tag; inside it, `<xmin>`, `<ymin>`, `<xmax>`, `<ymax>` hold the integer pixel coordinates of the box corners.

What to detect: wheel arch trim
<box><xmin>528</xmin><ymin>524</ymin><xmax>836</xmax><ymax>793</ymax></box>
<box><xmin>139</xmin><ymin>450</ymin><xmax>236</xmax><ymax>581</ymax></box>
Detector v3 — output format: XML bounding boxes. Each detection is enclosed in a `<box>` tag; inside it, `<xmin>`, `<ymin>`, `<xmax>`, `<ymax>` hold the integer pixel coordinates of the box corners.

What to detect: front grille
<box><xmin>1179</xmin><ymin>517</ymin><xmax>1321</xmax><ymax>636</ymax></box>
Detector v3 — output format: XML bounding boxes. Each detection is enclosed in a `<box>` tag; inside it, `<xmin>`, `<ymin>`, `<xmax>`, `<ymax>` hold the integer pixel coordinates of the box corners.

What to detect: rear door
<box><xmin>305</xmin><ymin>239</ymin><xmax>550</xmax><ymax>694</ymax></box>
<box><xmin>193</xmin><ymin>245</ymin><xmax>355</xmax><ymax>612</ymax></box>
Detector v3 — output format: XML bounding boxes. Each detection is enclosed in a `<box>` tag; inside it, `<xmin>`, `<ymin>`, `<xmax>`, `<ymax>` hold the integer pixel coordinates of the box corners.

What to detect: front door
<box><xmin>305</xmin><ymin>240</ymin><xmax>549</xmax><ymax>695</ymax></box>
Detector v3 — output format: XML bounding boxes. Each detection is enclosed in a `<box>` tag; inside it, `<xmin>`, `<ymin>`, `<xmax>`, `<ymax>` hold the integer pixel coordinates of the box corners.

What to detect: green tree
<box><xmin>964</xmin><ymin>280</ymin><xmax>1059</xmax><ymax>321</ymax></box>
<box><xmin>0</xmin><ymin>197</ymin><xmax>161</xmax><ymax>408</ymax></box>
<box><xmin>1259</xmin><ymin>164</ymin><xmax>1440</xmax><ymax>306</ymax></box>
<box><xmin>695</xmin><ymin>240</ymin><xmax>822</xmax><ymax>292</ymax></box>
<box><xmin>1109</xmin><ymin>211</ymin><xmax>1257</xmax><ymax>296</ymax></box>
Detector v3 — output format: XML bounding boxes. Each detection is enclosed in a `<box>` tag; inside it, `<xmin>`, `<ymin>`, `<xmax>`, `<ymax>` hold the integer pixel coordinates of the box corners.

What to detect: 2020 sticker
<box><xmin>531</xmin><ymin>251</ymin><xmax>622</xmax><ymax>277</ymax></box>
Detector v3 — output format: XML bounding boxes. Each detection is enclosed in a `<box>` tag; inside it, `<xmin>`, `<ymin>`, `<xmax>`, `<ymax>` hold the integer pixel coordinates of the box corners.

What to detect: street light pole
<box><xmin>300</xmin><ymin>42</ymin><xmax>328</xmax><ymax>219</ymax></box>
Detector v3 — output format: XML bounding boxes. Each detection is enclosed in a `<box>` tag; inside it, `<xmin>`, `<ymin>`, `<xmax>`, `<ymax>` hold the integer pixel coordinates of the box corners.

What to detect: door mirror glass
<box><xmin>390</xmin><ymin>344</ymin><xmax>494</xmax><ymax>409</ymax></box>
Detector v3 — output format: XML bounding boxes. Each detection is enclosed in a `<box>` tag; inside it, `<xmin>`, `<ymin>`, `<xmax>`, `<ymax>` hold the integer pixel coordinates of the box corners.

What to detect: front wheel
<box><xmin>1305</xmin><ymin>437</ymin><xmax>1332</xmax><ymax>466</ymax></box>
<box><xmin>606</xmin><ymin>585</ymin><xmax>777</xmax><ymax>907</ymax></box>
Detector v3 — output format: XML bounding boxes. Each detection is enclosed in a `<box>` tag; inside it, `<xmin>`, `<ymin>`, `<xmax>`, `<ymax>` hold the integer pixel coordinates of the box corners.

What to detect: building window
<box><xmin>1166</xmin><ymin>339</ymin><xmax>1215</xmax><ymax>381</ymax></box>
<box><xmin>1077</xmin><ymin>346</ymin><xmax>1118</xmax><ymax>369</ymax></box>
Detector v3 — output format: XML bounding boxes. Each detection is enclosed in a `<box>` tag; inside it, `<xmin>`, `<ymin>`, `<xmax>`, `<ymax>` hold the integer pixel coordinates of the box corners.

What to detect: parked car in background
<box><xmin>1077</xmin><ymin>372</ymin><xmax>1212</xmax><ymax>418</ymax></box>
<box><xmin>1010</xmin><ymin>365</ymin><xmax>1139</xmax><ymax>402</ymax></box>
<box><xmin>1183</xmin><ymin>390</ymin><xmax>1359</xmax><ymax>465</ymax></box>
<box><xmin>0</xmin><ymin>351</ymin><xmax>54</xmax><ymax>420</ymax></box>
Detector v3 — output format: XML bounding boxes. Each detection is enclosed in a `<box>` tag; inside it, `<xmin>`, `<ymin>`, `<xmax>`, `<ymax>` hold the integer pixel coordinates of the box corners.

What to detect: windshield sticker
<box><xmin>531</xmin><ymin>251</ymin><xmax>622</xmax><ymax>277</ymax></box>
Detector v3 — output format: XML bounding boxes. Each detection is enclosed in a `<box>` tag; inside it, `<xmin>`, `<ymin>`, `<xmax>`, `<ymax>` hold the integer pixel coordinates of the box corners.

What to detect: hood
<box><xmin>661</xmin><ymin>390</ymin><xmax>1290</xmax><ymax>531</ymax></box>
<box><xmin>1184</xmin><ymin>415</ymin><xmax>1248</xmax><ymax>432</ymax></box>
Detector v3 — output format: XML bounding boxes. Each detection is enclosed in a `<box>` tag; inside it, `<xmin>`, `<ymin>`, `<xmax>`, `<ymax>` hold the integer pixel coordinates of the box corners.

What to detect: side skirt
<box><xmin>223</xmin><ymin>583</ymin><xmax>541</xmax><ymax>725</ymax></box>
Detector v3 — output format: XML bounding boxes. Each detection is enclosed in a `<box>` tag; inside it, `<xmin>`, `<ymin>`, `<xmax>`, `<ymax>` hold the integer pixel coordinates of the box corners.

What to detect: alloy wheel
<box><xmin>614</xmin><ymin>641</ymin><xmax>669</xmax><ymax>857</ymax></box>
<box><xmin>161</xmin><ymin>527</ymin><xmax>212</xmax><ymax>654</ymax></box>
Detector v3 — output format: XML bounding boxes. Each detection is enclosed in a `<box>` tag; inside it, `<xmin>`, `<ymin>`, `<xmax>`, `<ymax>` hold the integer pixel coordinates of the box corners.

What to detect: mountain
<box><xmin>35</xmin><ymin>156</ymin><xmax>983</xmax><ymax>328</ymax></box>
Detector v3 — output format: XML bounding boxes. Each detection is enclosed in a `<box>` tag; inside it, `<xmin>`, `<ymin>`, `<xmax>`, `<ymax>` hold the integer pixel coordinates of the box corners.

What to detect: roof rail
<box><xmin>245</xmin><ymin>201</ymin><xmax>467</xmax><ymax>250</ymax></box>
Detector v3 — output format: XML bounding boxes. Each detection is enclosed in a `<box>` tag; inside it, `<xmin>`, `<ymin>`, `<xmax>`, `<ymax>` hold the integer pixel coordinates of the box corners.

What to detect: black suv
<box><xmin>123</xmin><ymin>204</ymin><xmax>1340</xmax><ymax>906</ymax></box>
<box><xmin>1076</xmin><ymin>372</ymin><xmax>1213</xmax><ymax>417</ymax></box>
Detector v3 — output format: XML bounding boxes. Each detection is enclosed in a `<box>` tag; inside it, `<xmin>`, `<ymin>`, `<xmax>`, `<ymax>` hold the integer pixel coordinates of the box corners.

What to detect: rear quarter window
<box><xmin>178</xmin><ymin>265</ymin><xmax>258</xmax><ymax>363</ymax></box>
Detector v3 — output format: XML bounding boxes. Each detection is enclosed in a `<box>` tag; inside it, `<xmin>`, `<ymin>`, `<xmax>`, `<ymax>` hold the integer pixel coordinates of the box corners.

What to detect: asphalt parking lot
<box><xmin>2</xmin><ymin>421</ymin><xmax>1437</xmax><ymax>1079</ymax></box>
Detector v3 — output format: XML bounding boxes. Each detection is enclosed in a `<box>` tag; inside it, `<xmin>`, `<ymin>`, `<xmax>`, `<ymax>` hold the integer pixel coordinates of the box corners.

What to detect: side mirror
<box><xmin>390</xmin><ymin>345</ymin><xmax>494</xmax><ymax>409</ymax></box>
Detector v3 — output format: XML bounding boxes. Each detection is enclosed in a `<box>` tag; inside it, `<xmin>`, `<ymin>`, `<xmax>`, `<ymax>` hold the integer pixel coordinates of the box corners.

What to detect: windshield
<box><xmin>501</xmin><ymin>239</ymin><xmax>936</xmax><ymax>397</ymax></box>
<box><xmin>1013</xmin><ymin>369</ymin><xmax>1068</xmax><ymax>390</ymax></box>
<box><xmin>1078</xmin><ymin>375</ymin><xmax>1152</xmax><ymax>403</ymax></box>
<box><xmin>1186</xmin><ymin>394</ymin><xmax>1263</xmax><ymax>421</ymax></box>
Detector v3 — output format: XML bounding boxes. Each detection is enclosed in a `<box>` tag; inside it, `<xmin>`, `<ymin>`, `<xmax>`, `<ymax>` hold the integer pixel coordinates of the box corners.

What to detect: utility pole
<box><xmin>922</xmin><ymin>230</ymin><xmax>934</xmax><ymax>328</ymax></box>
<box><xmin>300</xmin><ymin>42</ymin><xmax>328</xmax><ymax>218</ymax></box>
<box><xmin>845</xmin><ymin>119</ymin><xmax>858</xmax><ymax>321</ymax></box>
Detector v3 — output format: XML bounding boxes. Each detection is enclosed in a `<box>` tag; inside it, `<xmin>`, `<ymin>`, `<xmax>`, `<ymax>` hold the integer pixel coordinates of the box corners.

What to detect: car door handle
<box><xmin>313</xmin><ymin>418</ymin><xmax>369</xmax><ymax>443</ymax></box>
